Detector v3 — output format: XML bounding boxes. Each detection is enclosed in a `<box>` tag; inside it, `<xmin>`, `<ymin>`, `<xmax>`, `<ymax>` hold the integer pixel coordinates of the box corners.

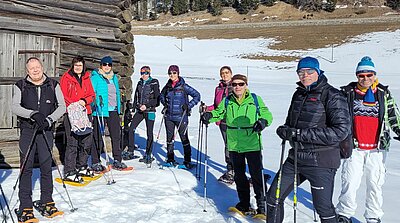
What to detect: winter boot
<box><xmin>112</xmin><ymin>160</ymin><xmax>128</xmax><ymax>170</ymax></box>
<box><xmin>91</xmin><ymin>162</ymin><xmax>107</xmax><ymax>173</ymax></box>
<box><xmin>181</xmin><ymin>161</ymin><xmax>194</xmax><ymax>170</ymax></box>
<box><xmin>235</xmin><ymin>202</ymin><xmax>256</xmax><ymax>215</ymax></box>
<box><xmin>63</xmin><ymin>170</ymin><xmax>84</xmax><ymax>183</ymax></box>
<box><xmin>164</xmin><ymin>159</ymin><xmax>178</xmax><ymax>167</ymax></box>
<box><xmin>218</xmin><ymin>170</ymin><xmax>235</xmax><ymax>184</ymax></box>
<box><xmin>366</xmin><ymin>218</ymin><xmax>381</xmax><ymax>223</ymax></box>
<box><xmin>15</xmin><ymin>208</ymin><xmax>38</xmax><ymax>223</ymax></box>
<box><xmin>77</xmin><ymin>166</ymin><xmax>94</xmax><ymax>177</ymax></box>
<box><xmin>338</xmin><ymin>215</ymin><xmax>352</xmax><ymax>223</ymax></box>
<box><xmin>139</xmin><ymin>155</ymin><xmax>155</xmax><ymax>164</ymax></box>
<box><xmin>33</xmin><ymin>201</ymin><xmax>63</xmax><ymax>218</ymax></box>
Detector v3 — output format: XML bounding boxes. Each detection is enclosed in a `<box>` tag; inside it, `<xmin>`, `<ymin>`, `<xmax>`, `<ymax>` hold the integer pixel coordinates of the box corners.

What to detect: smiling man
<box><xmin>268</xmin><ymin>56</ymin><xmax>350</xmax><ymax>223</ymax></box>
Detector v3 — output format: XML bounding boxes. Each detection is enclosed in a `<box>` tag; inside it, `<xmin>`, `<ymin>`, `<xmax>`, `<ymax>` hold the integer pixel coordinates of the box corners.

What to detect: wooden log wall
<box><xmin>0</xmin><ymin>0</ymin><xmax>135</xmax><ymax>100</ymax></box>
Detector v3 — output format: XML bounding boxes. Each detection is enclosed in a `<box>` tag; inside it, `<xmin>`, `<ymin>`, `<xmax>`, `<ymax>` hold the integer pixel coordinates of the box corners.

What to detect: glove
<box><xmin>394</xmin><ymin>136</ymin><xmax>400</xmax><ymax>142</ymax></box>
<box><xmin>276</xmin><ymin>125</ymin><xmax>298</xmax><ymax>141</ymax></box>
<box><xmin>30</xmin><ymin>112</ymin><xmax>46</xmax><ymax>125</ymax></box>
<box><xmin>201</xmin><ymin>112</ymin><xmax>212</xmax><ymax>125</ymax></box>
<box><xmin>182</xmin><ymin>104</ymin><xmax>189</xmax><ymax>112</ymax></box>
<box><xmin>161</xmin><ymin>107</ymin><xmax>167</xmax><ymax>115</ymax></box>
<box><xmin>37</xmin><ymin>119</ymin><xmax>50</xmax><ymax>131</ymax></box>
<box><xmin>253</xmin><ymin>119</ymin><xmax>267</xmax><ymax>133</ymax></box>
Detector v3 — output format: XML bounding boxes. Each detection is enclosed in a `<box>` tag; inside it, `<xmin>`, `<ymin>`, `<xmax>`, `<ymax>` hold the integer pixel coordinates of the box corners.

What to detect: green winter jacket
<box><xmin>209</xmin><ymin>90</ymin><xmax>273</xmax><ymax>153</ymax></box>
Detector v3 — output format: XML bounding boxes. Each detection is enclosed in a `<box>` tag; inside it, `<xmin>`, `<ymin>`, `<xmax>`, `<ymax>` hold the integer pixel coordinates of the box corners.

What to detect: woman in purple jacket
<box><xmin>205</xmin><ymin>66</ymin><xmax>234</xmax><ymax>184</ymax></box>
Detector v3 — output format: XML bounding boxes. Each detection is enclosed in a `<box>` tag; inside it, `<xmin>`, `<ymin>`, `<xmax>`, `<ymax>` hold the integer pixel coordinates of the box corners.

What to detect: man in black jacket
<box><xmin>266</xmin><ymin>57</ymin><xmax>350</xmax><ymax>223</ymax></box>
<box><xmin>12</xmin><ymin>57</ymin><xmax>66</xmax><ymax>222</ymax></box>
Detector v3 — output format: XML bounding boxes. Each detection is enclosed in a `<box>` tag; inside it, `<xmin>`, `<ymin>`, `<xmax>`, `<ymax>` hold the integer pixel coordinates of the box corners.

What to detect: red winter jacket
<box><xmin>60</xmin><ymin>70</ymin><xmax>95</xmax><ymax>114</ymax></box>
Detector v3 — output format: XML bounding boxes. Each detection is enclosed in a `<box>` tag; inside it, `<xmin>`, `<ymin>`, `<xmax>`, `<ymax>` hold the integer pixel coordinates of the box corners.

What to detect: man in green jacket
<box><xmin>201</xmin><ymin>74</ymin><xmax>273</xmax><ymax>217</ymax></box>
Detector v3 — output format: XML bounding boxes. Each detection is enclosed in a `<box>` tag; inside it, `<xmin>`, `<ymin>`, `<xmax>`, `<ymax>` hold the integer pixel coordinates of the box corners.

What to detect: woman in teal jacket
<box><xmin>91</xmin><ymin>56</ymin><xmax>127</xmax><ymax>171</ymax></box>
<box><xmin>201</xmin><ymin>74</ymin><xmax>273</xmax><ymax>217</ymax></box>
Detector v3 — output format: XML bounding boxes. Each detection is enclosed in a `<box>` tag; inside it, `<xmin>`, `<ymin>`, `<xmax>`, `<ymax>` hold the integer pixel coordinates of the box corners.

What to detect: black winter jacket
<box><xmin>285</xmin><ymin>75</ymin><xmax>350</xmax><ymax>169</ymax></box>
<box><xmin>133</xmin><ymin>77</ymin><xmax>160</xmax><ymax>112</ymax></box>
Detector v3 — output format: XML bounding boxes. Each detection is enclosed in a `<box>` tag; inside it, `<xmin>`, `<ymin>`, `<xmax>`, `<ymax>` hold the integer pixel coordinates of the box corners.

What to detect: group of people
<box><xmin>11</xmin><ymin>54</ymin><xmax>400</xmax><ymax>223</ymax></box>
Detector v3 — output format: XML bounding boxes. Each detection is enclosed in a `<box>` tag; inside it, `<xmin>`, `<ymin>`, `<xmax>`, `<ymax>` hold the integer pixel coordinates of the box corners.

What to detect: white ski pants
<box><xmin>336</xmin><ymin>149</ymin><xmax>386</xmax><ymax>220</ymax></box>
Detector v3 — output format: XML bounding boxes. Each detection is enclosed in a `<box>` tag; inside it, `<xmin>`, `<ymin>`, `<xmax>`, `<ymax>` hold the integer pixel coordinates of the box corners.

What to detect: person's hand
<box><xmin>182</xmin><ymin>104</ymin><xmax>189</xmax><ymax>112</ymax></box>
<box><xmin>201</xmin><ymin>112</ymin><xmax>212</xmax><ymax>125</ymax></box>
<box><xmin>30</xmin><ymin>112</ymin><xmax>46</xmax><ymax>125</ymax></box>
<box><xmin>276</xmin><ymin>125</ymin><xmax>297</xmax><ymax>140</ymax></box>
<box><xmin>161</xmin><ymin>107</ymin><xmax>167</xmax><ymax>115</ymax></box>
<box><xmin>253</xmin><ymin>119</ymin><xmax>267</xmax><ymax>133</ymax></box>
<box><xmin>140</xmin><ymin>104</ymin><xmax>146</xmax><ymax>111</ymax></box>
<box><xmin>78</xmin><ymin>99</ymin><xmax>86</xmax><ymax>107</ymax></box>
<box><xmin>394</xmin><ymin>136</ymin><xmax>400</xmax><ymax>142</ymax></box>
<box><xmin>37</xmin><ymin>120</ymin><xmax>50</xmax><ymax>131</ymax></box>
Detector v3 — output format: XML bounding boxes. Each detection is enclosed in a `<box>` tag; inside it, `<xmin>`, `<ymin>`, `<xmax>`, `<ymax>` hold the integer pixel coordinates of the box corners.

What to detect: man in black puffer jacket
<box><xmin>266</xmin><ymin>57</ymin><xmax>350</xmax><ymax>223</ymax></box>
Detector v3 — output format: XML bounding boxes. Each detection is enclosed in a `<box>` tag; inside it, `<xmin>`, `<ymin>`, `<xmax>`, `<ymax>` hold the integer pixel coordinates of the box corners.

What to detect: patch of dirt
<box><xmin>132</xmin><ymin>2</ymin><xmax>400</xmax><ymax>62</ymax></box>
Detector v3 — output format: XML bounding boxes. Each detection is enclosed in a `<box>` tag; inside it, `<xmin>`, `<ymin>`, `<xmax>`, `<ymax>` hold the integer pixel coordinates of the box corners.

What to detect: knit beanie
<box><xmin>168</xmin><ymin>65</ymin><xmax>179</xmax><ymax>74</ymax></box>
<box><xmin>231</xmin><ymin>74</ymin><xmax>248</xmax><ymax>85</ymax></box>
<box><xmin>100</xmin><ymin>56</ymin><xmax>112</xmax><ymax>65</ymax></box>
<box><xmin>297</xmin><ymin>56</ymin><xmax>322</xmax><ymax>75</ymax></box>
<box><xmin>356</xmin><ymin>56</ymin><xmax>376</xmax><ymax>74</ymax></box>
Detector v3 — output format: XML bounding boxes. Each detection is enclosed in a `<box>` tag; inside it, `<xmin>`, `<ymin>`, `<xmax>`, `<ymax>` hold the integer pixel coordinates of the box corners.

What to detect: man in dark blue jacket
<box><xmin>267</xmin><ymin>57</ymin><xmax>350</xmax><ymax>223</ymax></box>
<box><xmin>160</xmin><ymin>65</ymin><xmax>200</xmax><ymax>169</ymax></box>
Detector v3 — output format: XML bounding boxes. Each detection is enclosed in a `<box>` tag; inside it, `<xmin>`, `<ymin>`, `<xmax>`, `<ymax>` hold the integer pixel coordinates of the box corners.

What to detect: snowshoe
<box><xmin>77</xmin><ymin>166</ymin><xmax>94</xmax><ymax>178</ymax></box>
<box><xmin>15</xmin><ymin>208</ymin><xmax>39</xmax><ymax>223</ymax></box>
<box><xmin>366</xmin><ymin>218</ymin><xmax>381</xmax><ymax>223</ymax></box>
<box><xmin>32</xmin><ymin>201</ymin><xmax>64</xmax><ymax>218</ymax></box>
<box><xmin>162</xmin><ymin>160</ymin><xmax>178</xmax><ymax>168</ymax></box>
<box><xmin>139</xmin><ymin>155</ymin><xmax>155</xmax><ymax>164</ymax></box>
<box><xmin>122</xmin><ymin>150</ymin><xmax>140</xmax><ymax>160</ymax></box>
<box><xmin>112</xmin><ymin>160</ymin><xmax>133</xmax><ymax>171</ymax></box>
<box><xmin>218</xmin><ymin>170</ymin><xmax>235</xmax><ymax>185</ymax></box>
<box><xmin>253</xmin><ymin>208</ymin><xmax>266</xmax><ymax>220</ymax></box>
<box><xmin>64</xmin><ymin>171</ymin><xmax>84</xmax><ymax>183</ymax></box>
<box><xmin>228</xmin><ymin>204</ymin><xmax>256</xmax><ymax>217</ymax></box>
<box><xmin>92</xmin><ymin>163</ymin><xmax>109</xmax><ymax>174</ymax></box>
<box><xmin>177</xmin><ymin>161</ymin><xmax>195</xmax><ymax>170</ymax></box>
<box><xmin>338</xmin><ymin>215</ymin><xmax>352</xmax><ymax>223</ymax></box>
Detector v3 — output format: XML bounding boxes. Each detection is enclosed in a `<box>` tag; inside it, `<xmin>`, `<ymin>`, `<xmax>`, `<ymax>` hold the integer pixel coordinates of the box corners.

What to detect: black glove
<box><xmin>394</xmin><ymin>136</ymin><xmax>400</xmax><ymax>142</ymax></box>
<box><xmin>182</xmin><ymin>104</ymin><xmax>189</xmax><ymax>112</ymax></box>
<box><xmin>276</xmin><ymin>125</ymin><xmax>297</xmax><ymax>141</ymax></box>
<box><xmin>201</xmin><ymin>112</ymin><xmax>212</xmax><ymax>125</ymax></box>
<box><xmin>253</xmin><ymin>119</ymin><xmax>267</xmax><ymax>133</ymax></box>
<box><xmin>161</xmin><ymin>106</ymin><xmax>167</xmax><ymax>115</ymax></box>
<box><xmin>30</xmin><ymin>112</ymin><xmax>46</xmax><ymax>125</ymax></box>
<box><xmin>37</xmin><ymin>119</ymin><xmax>50</xmax><ymax>131</ymax></box>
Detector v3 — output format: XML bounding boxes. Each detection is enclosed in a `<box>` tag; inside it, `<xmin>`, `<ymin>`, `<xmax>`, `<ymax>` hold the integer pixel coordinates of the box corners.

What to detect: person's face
<box><xmin>73</xmin><ymin>62</ymin><xmax>84</xmax><ymax>75</ymax></box>
<box><xmin>101</xmin><ymin>62</ymin><xmax>112</xmax><ymax>73</ymax></box>
<box><xmin>26</xmin><ymin>59</ymin><xmax>44</xmax><ymax>82</ymax></box>
<box><xmin>168</xmin><ymin>71</ymin><xmax>179</xmax><ymax>82</ymax></box>
<box><xmin>232</xmin><ymin>80</ymin><xmax>247</xmax><ymax>97</ymax></box>
<box><xmin>297</xmin><ymin>68</ymin><xmax>319</xmax><ymax>87</ymax></box>
<box><xmin>141</xmin><ymin>72</ymin><xmax>150</xmax><ymax>81</ymax></box>
<box><xmin>357</xmin><ymin>72</ymin><xmax>376</xmax><ymax>88</ymax></box>
<box><xmin>220</xmin><ymin>68</ymin><xmax>232</xmax><ymax>82</ymax></box>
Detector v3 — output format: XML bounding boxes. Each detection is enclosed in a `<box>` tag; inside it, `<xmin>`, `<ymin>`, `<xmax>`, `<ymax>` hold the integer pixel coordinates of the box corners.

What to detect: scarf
<box><xmin>98</xmin><ymin>68</ymin><xmax>114</xmax><ymax>80</ymax></box>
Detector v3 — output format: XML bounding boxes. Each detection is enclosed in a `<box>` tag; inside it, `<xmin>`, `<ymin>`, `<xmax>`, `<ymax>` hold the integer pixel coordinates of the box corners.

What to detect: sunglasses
<box><xmin>168</xmin><ymin>71</ymin><xmax>178</xmax><ymax>75</ymax></box>
<box><xmin>297</xmin><ymin>68</ymin><xmax>316</xmax><ymax>76</ymax></box>
<box><xmin>102</xmin><ymin>63</ymin><xmax>112</xmax><ymax>67</ymax></box>
<box><xmin>232</xmin><ymin>82</ymin><xmax>246</xmax><ymax>87</ymax></box>
<box><xmin>141</xmin><ymin>71</ymin><xmax>150</xmax><ymax>75</ymax></box>
<box><xmin>357</xmin><ymin>73</ymin><xmax>374</xmax><ymax>78</ymax></box>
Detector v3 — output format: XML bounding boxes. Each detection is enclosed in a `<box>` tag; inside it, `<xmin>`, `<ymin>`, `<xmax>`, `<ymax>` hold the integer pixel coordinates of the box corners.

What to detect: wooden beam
<box><xmin>0</xmin><ymin>16</ymin><xmax>115</xmax><ymax>40</ymax></box>
<box><xmin>67</xmin><ymin>36</ymin><xmax>125</xmax><ymax>51</ymax></box>
<box><xmin>1</xmin><ymin>0</ymin><xmax>123</xmax><ymax>28</ymax></box>
<box><xmin>120</xmin><ymin>44</ymin><xmax>135</xmax><ymax>55</ymax></box>
<box><xmin>83</xmin><ymin>0</ymin><xmax>122</xmax><ymax>5</ymax></box>
<box><xmin>17</xmin><ymin>0</ymin><xmax>122</xmax><ymax>17</ymax></box>
<box><xmin>61</xmin><ymin>41</ymin><xmax>125</xmax><ymax>62</ymax></box>
<box><xmin>116</xmin><ymin>9</ymin><xmax>133</xmax><ymax>23</ymax></box>
<box><xmin>119</xmin><ymin>23</ymin><xmax>132</xmax><ymax>32</ymax></box>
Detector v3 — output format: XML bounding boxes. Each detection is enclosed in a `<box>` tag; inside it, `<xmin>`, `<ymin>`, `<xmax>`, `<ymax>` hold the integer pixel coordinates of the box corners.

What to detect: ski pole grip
<box><xmin>99</xmin><ymin>95</ymin><xmax>104</xmax><ymax>107</ymax></box>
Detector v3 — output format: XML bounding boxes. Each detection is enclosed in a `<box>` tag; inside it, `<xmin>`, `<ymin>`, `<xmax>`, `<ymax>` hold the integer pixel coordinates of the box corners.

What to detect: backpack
<box><xmin>67</xmin><ymin>102</ymin><xmax>93</xmax><ymax>135</ymax></box>
<box><xmin>320</xmin><ymin>87</ymin><xmax>353</xmax><ymax>159</ymax></box>
<box><xmin>225</xmin><ymin>93</ymin><xmax>260</xmax><ymax>119</ymax></box>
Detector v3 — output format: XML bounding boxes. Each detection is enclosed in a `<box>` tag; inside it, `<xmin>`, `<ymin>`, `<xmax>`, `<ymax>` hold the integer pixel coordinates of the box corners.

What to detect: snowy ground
<box><xmin>1</xmin><ymin>30</ymin><xmax>400</xmax><ymax>223</ymax></box>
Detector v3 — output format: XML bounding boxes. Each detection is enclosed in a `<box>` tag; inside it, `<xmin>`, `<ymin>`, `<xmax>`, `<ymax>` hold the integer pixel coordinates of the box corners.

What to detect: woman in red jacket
<box><xmin>60</xmin><ymin>56</ymin><xmax>95</xmax><ymax>183</ymax></box>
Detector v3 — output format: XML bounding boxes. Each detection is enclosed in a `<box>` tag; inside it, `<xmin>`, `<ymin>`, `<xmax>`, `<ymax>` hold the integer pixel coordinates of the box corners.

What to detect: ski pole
<box><xmin>273</xmin><ymin>140</ymin><xmax>286</xmax><ymax>223</ymax></box>
<box><xmin>293</xmin><ymin>141</ymin><xmax>298</xmax><ymax>223</ymax></box>
<box><xmin>42</xmin><ymin>131</ymin><xmax>77</xmax><ymax>212</ymax></box>
<box><xmin>202</xmin><ymin>122</ymin><xmax>209</xmax><ymax>212</ymax></box>
<box><xmin>150</xmin><ymin>112</ymin><xmax>165</xmax><ymax>168</ymax></box>
<box><xmin>174</xmin><ymin>109</ymin><xmax>187</xmax><ymax>140</ymax></box>
<box><xmin>195</xmin><ymin>118</ymin><xmax>203</xmax><ymax>180</ymax></box>
<box><xmin>313</xmin><ymin>208</ymin><xmax>318</xmax><ymax>222</ymax></box>
<box><xmin>0</xmin><ymin>184</ymin><xmax>15</xmax><ymax>223</ymax></box>
<box><xmin>9</xmin><ymin>127</ymin><xmax>38</xmax><ymax>207</ymax></box>
<box><xmin>98</xmin><ymin>96</ymin><xmax>115</xmax><ymax>184</ymax></box>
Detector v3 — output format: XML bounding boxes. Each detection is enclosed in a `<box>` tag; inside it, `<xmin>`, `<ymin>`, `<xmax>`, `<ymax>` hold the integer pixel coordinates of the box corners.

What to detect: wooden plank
<box><xmin>20</xmin><ymin>0</ymin><xmax>122</xmax><ymax>18</ymax></box>
<box><xmin>0</xmin><ymin>33</ymin><xmax>15</xmax><ymax>128</ymax></box>
<box><xmin>67</xmin><ymin>36</ymin><xmax>125</xmax><ymax>51</ymax></box>
<box><xmin>61</xmin><ymin>41</ymin><xmax>125</xmax><ymax>62</ymax></box>
<box><xmin>0</xmin><ymin>16</ymin><xmax>116</xmax><ymax>40</ymax></box>
<box><xmin>1</xmin><ymin>0</ymin><xmax>123</xmax><ymax>28</ymax></box>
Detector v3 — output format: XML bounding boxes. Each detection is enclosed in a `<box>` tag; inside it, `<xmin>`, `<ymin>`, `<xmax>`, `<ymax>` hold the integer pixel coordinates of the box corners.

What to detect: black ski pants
<box><xmin>219</xmin><ymin>122</ymin><xmax>233</xmax><ymax>171</ymax></box>
<box><xmin>230</xmin><ymin>150</ymin><xmax>265</xmax><ymax>210</ymax></box>
<box><xmin>266</xmin><ymin>158</ymin><xmax>338</xmax><ymax>223</ymax></box>
<box><xmin>128</xmin><ymin>112</ymin><xmax>155</xmax><ymax>155</ymax></box>
<box><xmin>92</xmin><ymin>111</ymin><xmax>122</xmax><ymax>164</ymax></box>
<box><xmin>18</xmin><ymin>128</ymin><xmax>54</xmax><ymax>210</ymax></box>
<box><xmin>63</xmin><ymin>114</ymin><xmax>92</xmax><ymax>174</ymax></box>
<box><xmin>165</xmin><ymin>118</ymin><xmax>191</xmax><ymax>163</ymax></box>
